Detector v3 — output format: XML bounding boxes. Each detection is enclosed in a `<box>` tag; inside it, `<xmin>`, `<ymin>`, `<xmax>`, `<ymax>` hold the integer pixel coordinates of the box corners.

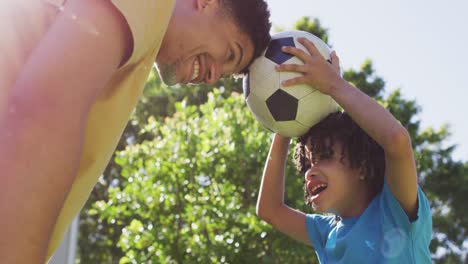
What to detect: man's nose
<box><xmin>205</xmin><ymin>62</ymin><xmax>222</xmax><ymax>85</ymax></box>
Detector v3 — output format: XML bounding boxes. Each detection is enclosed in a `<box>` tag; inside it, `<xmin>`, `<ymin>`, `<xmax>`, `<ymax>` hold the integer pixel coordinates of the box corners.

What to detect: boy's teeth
<box><xmin>191</xmin><ymin>59</ymin><xmax>199</xmax><ymax>81</ymax></box>
<box><xmin>311</xmin><ymin>184</ymin><xmax>327</xmax><ymax>195</ymax></box>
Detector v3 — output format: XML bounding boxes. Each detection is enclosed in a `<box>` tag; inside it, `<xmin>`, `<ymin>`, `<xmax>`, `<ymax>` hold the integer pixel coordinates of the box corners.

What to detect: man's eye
<box><xmin>229</xmin><ymin>50</ymin><xmax>235</xmax><ymax>62</ymax></box>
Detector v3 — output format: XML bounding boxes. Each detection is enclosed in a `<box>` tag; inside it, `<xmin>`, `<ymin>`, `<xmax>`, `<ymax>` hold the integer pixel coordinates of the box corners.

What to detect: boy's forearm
<box><xmin>329</xmin><ymin>78</ymin><xmax>408</xmax><ymax>152</ymax></box>
<box><xmin>256</xmin><ymin>134</ymin><xmax>291</xmax><ymax>220</ymax></box>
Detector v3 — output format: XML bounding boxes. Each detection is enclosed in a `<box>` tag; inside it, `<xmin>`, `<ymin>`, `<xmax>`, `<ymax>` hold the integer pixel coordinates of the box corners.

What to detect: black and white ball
<box><xmin>243</xmin><ymin>30</ymin><xmax>338</xmax><ymax>138</ymax></box>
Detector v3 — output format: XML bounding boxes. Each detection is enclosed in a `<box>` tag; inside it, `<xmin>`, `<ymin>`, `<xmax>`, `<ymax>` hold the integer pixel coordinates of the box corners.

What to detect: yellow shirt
<box><xmin>0</xmin><ymin>0</ymin><xmax>175</xmax><ymax>260</ymax></box>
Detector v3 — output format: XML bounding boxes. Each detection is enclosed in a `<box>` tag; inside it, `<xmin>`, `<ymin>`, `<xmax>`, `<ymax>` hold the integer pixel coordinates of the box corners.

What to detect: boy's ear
<box><xmin>196</xmin><ymin>0</ymin><xmax>219</xmax><ymax>12</ymax></box>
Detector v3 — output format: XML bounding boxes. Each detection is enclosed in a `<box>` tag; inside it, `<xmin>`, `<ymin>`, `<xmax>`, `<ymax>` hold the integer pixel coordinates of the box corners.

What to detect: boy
<box><xmin>256</xmin><ymin>38</ymin><xmax>432</xmax><ymax>263</ymax></box>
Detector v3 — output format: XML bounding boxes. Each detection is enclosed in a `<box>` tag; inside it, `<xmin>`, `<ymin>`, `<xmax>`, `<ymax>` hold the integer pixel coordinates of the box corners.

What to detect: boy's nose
<box><xmin>304</xmin><ymin>168</ymin><xmax>315</xmax><ymax>181</ymax></box>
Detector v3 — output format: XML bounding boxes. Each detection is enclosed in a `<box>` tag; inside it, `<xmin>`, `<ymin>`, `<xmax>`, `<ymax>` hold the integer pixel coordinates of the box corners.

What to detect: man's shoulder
<box><xmin>109</xmin><ymin>0</ymin><xmax>176</xmax><ymax>65</ymax></box>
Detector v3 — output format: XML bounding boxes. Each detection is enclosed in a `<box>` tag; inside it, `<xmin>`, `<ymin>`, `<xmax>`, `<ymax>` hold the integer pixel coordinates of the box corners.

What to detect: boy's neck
<box><xmin>338</xmin><ymin>185</ymin><xmax>376</xmax><ymax>219</ymax></box>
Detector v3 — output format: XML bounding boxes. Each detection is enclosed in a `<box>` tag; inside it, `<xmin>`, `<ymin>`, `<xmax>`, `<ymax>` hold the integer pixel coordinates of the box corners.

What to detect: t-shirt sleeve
<box><xmin>380</xmin><ymin>180</ymin><xmax>432</xmax><ymax>234</ymax></box>
<box><xmin>305</xmin><ymin>214</ymin><xmax>334</xmax><ymax>251</ymax></box>
<box><xmin>412</xmin><ymin>187</ymin><xmax>432</xmax><ymax>234</ymax></box>
<box><xmin>109</xmin><ymin>0</ymin><xmax>174</xmax><ymax>66</ymax></box>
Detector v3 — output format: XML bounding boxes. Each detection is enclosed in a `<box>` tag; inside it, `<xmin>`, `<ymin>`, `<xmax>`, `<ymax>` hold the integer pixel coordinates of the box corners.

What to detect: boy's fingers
<box><xmin>330</xmin><ymin>51</ymin><xmax>341</xmax><ymax>72</ymax></box>
<box><xmin>331</xmin><ymin>51</ymin><xmax>339</xmax><ymax>64</ymax></box>
<box><xmin>298</xmin><ymin>37</ymin><xmax>320</xmax><ymax>57</ymax></box>
<box><xmin>281</xmin><ymin>76</ymin><xmax>307</xmax><ymax>86</ymax></box>
<box><xmin>281</xmin><ymin>46</ymin><xmax>312</xmax><ymax>63</ymax></box>
<box><xmin>275</xmin><ymin>63</ymin><xmax>308</xmax><ymax>73</ymax></box>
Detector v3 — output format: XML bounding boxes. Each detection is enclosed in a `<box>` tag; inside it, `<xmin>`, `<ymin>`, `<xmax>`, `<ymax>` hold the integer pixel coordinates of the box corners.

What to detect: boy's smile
<box><xmin>305</xmin><ymin>178</ymin><xmax>328</xmax><ymax>204</ymax></box>
<box><xmin>309</xmin><ymin>183</ymin><xmax>328</xmax><ymax>203</ymax></box>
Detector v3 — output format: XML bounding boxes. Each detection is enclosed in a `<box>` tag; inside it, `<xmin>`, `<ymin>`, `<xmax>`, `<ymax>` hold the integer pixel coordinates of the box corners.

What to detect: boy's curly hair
<box><xmin>293</xmin><ymin>111</ymin><xmax>385</xmax><ymax>201</ymax></box>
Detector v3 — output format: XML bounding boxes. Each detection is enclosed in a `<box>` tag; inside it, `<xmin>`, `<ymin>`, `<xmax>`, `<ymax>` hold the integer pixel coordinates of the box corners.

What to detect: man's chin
<box><xmin>154</xmin><ymin>62</ymin><xmax>178</xmax><ymax>86</ymax></box>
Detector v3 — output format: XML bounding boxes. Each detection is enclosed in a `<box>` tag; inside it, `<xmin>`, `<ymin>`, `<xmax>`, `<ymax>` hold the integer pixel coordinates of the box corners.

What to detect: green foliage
<box><xmin>343</xmin><ymin>60</ymin><xmax>386</xmax><ymax>99</ymax></box>
<box><xmin>294</xmin><ymin>17</ymin><xmax>330</xmax><ymax>46</ymax></box>
<box><xmin>87</xmin><ymin>91</ymin><xmax>315</xmax><ymax>263</ymax></box>
<box><xmin>78</xmin><ymin>70</ymin><xmax>245</xmax><ymax>264</ymax></box>
<box><xmin>77</xmin><ymin>16</ymin><xmax>468</xmax><ymax>264</ymax></box>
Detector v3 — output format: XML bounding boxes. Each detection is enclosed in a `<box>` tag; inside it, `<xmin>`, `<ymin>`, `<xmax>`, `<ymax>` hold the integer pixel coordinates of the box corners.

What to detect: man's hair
<box><xmin>221</xmin><ymin>0</ymin><xmax>271</xmax><ymax>74</ymax></box>
<box><xmin>293</xmin><ymin>111</ymin><xmax>385</xmax><ymax>197</ymax></box>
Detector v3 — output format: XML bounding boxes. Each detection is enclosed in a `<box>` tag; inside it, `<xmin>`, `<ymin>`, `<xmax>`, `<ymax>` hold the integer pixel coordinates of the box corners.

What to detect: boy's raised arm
<box><xmin>256</xmin><ymin>134</ymin><xmax>311</xmax><ymax>245</ymax></box>
<box><xmin>280</xmin><ymin>38</ymin><xmax>418</xmax><ymax>220</ymax></box>
<box><xmin>330</xmin><ymin>78</ymin><xmax>418</xmax><ymax>219</ymax></box>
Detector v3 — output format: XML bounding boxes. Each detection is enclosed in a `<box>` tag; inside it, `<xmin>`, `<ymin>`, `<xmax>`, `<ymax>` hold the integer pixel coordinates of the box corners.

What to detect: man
<box><xmin>0</xmin><ymin>0</ymin><xmax>271</xmax><ymax>262</ymax></box>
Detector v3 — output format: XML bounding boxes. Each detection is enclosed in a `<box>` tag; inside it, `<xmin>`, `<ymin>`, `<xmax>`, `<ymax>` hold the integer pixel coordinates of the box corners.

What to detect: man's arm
<box><xmin>256</xmin><ymin>134</ymin><xmax>310</xmax><ymax>245</ymax></box>
<box><xmin>0</xmin><ymin>0</ymin><xmax>131</xmax><ymax>262</ymax></box>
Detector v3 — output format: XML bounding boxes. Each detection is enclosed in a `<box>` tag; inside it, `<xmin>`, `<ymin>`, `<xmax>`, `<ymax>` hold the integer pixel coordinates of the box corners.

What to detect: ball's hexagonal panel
<box><xmin>249</xmin><ymin>68</ymin><xmax>280</xmax><ymax>101</ymax></box>
<box><xmin>248</xmin><ymin>55</ymin><xmax>278</xmax><ymax>83</ymax></box>
<box><xmin>245</xmin><ymin>92</ymin><xmax>275</xmax><ymax>130</ymax></box>
<box><xmin>273</xmin><ymin>120</ymin><xmax>309</xmax><ymax>138</ymax></box>
<box><xmin>278</xmin><ymin>81</ymin><xmax>314</xmax><ymax>100</ymax></box>
<box><xmin>296</xmin><ymin>92</ymin><xmax>338</xmax><ymax>127</ymax></box>
<box><xmin>265</xmin><ymin>37</ymin><xmax>295</xmax><ymax>64</ymax></box>
<box><xmin>278</xmin><ymin>55</ymin><xmax>315</xmax><ymax>100</ymax></box>
<box><xmin>266</xmin><ymin>89</ymin><xmax>298</xmax><ymax>121</ymax></box>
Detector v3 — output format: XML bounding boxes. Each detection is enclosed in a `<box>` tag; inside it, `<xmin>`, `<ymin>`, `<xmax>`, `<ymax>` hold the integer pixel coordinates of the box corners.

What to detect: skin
<box><xmin>155</xmin><ymin>0</ymin><xmax>254</xmax><ymax>86</ymax></box>
<box><xmin>303</xmin><ymin>141</ymin><xmax>373</xmax><ymax>217</ymax></box>
<box><xmin>0</xmin><ymin>0</ymin><xmax>255</xmax><ymax>262</ymax></box>
<box><xmin>1</xmin><ymin>0</ymin><xmax>130</xmax><ymax>262</ymax></box>
<box><xmin>256</xmin><ymin>37</ymin><xmax>418</xmax><ymax>245</ymax></box>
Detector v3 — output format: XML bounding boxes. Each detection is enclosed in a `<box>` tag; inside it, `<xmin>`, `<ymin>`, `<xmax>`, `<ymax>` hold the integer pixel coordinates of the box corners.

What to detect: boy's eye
<box><xmin>300</xmin><ymin>157</ymin><xmax>311</xmax><ymax>174</ymax></box>
<box><xmin>320</xmin><ymin>150</ymin><xmax>334</xmax><ymax>161</ymax></box>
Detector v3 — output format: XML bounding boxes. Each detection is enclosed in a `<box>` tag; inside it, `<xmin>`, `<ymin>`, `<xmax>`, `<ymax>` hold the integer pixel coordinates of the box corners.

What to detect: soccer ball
<box><xmin>243</xmin><ymin>30</ymin><xmax>339</xmax><ymax>138</ymax></box>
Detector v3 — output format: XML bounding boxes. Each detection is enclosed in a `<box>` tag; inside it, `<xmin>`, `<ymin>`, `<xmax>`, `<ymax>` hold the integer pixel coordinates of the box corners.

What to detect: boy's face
<box><xmin>303</xmin><ymin>140</ymin><xmax>364</xmax><ymax>217</ymax></box>
<box><xmin>155</xmin><ymin>0</ymin><xmax>254</xmax><ymax>86</ymax></box>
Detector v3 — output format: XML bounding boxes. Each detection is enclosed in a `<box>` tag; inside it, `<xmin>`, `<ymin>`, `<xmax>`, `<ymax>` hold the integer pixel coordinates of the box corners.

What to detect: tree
<box><xmin>77</xmin><ymin>17</ymin><xmax>468</xmax><ymax>263</ymax></box>
<box><xmin>77</xmin><ymin>65</ymin><xmax>246</xmax><ymax>264</ymax></box>
<box><xmin>90</xmin><ymin>91</ymin><xmax>316</xmax><ymax>263</ymax></box>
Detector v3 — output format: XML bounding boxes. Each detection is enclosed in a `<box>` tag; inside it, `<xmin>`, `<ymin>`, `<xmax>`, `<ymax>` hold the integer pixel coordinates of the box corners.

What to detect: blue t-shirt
<box><xmin>305</xmin><ymin>182</ymin><xmax>432</xmax><ymax>263</ymax></box>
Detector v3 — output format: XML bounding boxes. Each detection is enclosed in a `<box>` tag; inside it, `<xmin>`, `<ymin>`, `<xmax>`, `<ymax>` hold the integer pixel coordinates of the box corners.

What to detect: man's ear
<box><xmin>196</xmin><ymin>0</ymin><xmax>219</xmax><ymax>12</ymax></box>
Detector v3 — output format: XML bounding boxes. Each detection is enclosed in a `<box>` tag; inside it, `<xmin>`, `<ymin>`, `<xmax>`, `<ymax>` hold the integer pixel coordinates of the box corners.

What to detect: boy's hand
<box><xmin>275</xmin><ymin>37</ymin><xmax>342</xmax><ymax>95</ymax></box>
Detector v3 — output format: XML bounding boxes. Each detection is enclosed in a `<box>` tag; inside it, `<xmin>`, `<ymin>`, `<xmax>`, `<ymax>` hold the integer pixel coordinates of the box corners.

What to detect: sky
<box><xmin>266</xmin><ymin>0</ymin><xmax>468</xmax><ymax>161</ymax></box>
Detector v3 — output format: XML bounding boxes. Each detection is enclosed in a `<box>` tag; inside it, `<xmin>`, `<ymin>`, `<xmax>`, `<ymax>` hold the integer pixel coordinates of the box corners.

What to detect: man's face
<box><xmin>155</xmin><ymin>0</ymin><xmax>254</xmax><ymax>86</ymax></box>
